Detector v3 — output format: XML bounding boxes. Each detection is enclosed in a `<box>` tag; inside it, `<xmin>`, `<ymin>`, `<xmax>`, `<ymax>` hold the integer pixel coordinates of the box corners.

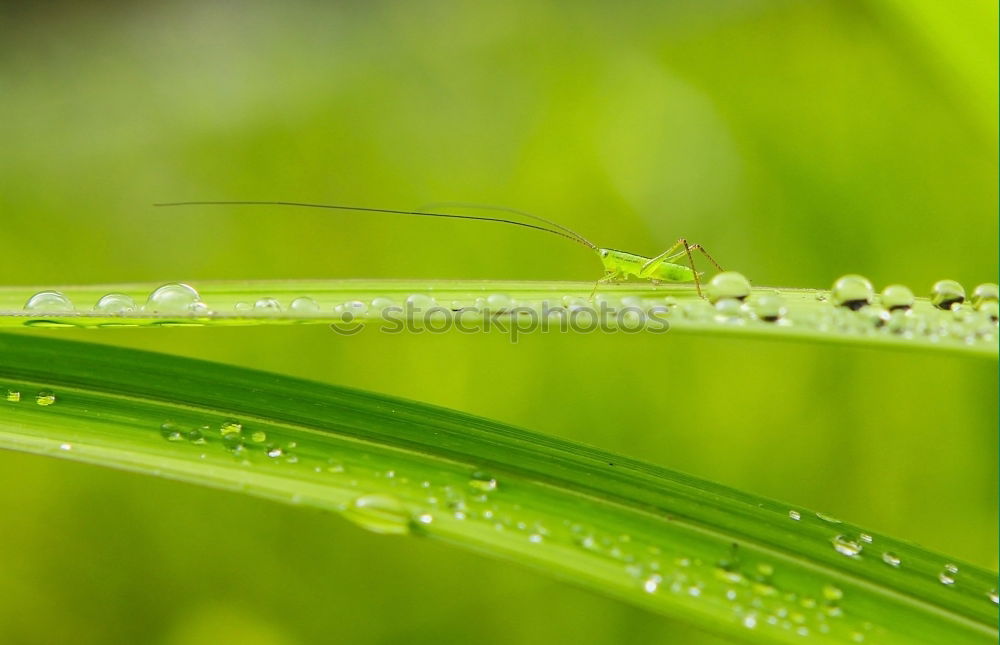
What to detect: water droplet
<box><xmin>643</xmin><ymin>574</ymin><xmax>662</xmax><ymax>593</ymax></box>
<box><xmin>94</xmin><ymin>293</ymin><xmax>136</xmax><ymax>313</ymax></box>
<box><xmin>713</xmin><ymin>298</ymin><xmax>745</xmax><ymax>321</ymax></box>
<box><xmin>979</xmin><ymin>300</ymin><xmax>999</xmax><ymax>322</ymax></box>
<box><xmin>988</xmin><ymin>589</ymin><xmax>998</xmax><ymax>604</ymax></box>
<box><xmin>266</xmin><ymin>445</ymin><xmax>284</xmax><ymax>458</ymax></box>
<box><xmin>882</xmin><ymin>552</ymin><xmax>901</xmax><ymax>567</ymax></box>
<box><xmin>822</xmin><ymin>584</ymin><xmax>843</xmax><ymax>601</ymax></box>
<box><xmin>831</xmin><ymin>275</ymin><xmax>874</xmax><ymax>310</ymax></box>
<box><xmin>930</xmin><ymin>280</ymin><xmax>965</xmax><ymax>310</ymax></box>
<box><xmin>859</xmin><ymin>533</ymin><xmax>873</xmax><ymax>543</ymax></box>
<box><xmin>146</xmin><ymin>283</ymin><xmax>203</xmax><ymax>313</ymax></box>
<box><xmin>254</xmin><ymin>297</ymin><xmax>282</xmax><ymax>312</ymax></box>
<box><xmin>160</xmin><ymin>422</ymin><xmax>184</xmax><ymax>441</ymax></box>
<box><xmin>938</xmin><ymin>570</ymin><xmax>956</xmax><ymax>586</ymax></box>
<box><xmin>831</xmin><ymin>535</ymin><xmax>863</xmax><ymax>557</ymax></box>
<box><xmin>289</xmin><ymin>296</ymin><xmax>320</xmax><ymax>312</ymax></box>
<box><xmin>742</xmin><ymin>614</ymin><xmax>758</xmax><ymax>629</ymax></box>
<box><xmin>35</xmin><ymin>391</ymin><xmax>56</xmax><ymax>406</ymax></box>
<box><xmin>971</xmin><ymin>283</ymin><xmax>998</xmax><ymax>308</ymax></box>
<box><xmin>486</xmin><ymin>293</ymin><xmax>513</xmax><ymax>308</ymax></box>
<box><xmin>880</xmin><ymin>285</ymin><xmax>914</xmax><ymax>311</ymax></box>
<box><xmin>5</xmin><ymin>390</ymin><xmax>21</xmax><ymax>402</ymax></box>
<box><xmin>186</xmin><ymin>426</ymin><xmax>208</xmax><ymax>444</ymax></box>
<box><xmin>816</xmin><ymin>512</ymin><xmax>842</xmax><ymax>524</ymax></box>
<box><xmin>220</xmin><ymin>420</ymin><xmax>243</xmax><ymax>436</ymax></box>
<box><xmin>753</xmin><ymin>293</ymin><xmax>786</xmax><ymax>322</ymax></box>
<box><xmin>469</xmin><ymin>471</ymin><xmax>498</xmax><ymax>492</ymax></box>
<box><xmin>706</xmin><ymin>272</ymin><xmax>751</xmax><ymax>304</ymax></box>
<box><xmin>250</xmin><ymin>430</ymin><xmax>267</xmax><ymax>443</ymax></box>
<box><xmin>371</xmin><ymin>297</ymin><xmax>398</xmax><ymax>310</ymax></box>
<box><xmin>234</xmin><ymin>301</ymin><xmax>253</xmax><ymax>312</ymax></box>
<box><xmin>24</xmin><ymin>291</ymin><xmax>74</xmax><ymax>312</ymax></box>
<box><xmin>788</xmin><ymin>510</ymin><xmax>801</xmax><ymax>521</ymax></box>
<box><xmin>343</xmin><ymin>494</ymin><xmax>411</xmax><ymax>535</ymax></box>
<box><xmin>406</xmin><ymin>294</ymin><xmax>436</xmax><ymax>310</ymax></box>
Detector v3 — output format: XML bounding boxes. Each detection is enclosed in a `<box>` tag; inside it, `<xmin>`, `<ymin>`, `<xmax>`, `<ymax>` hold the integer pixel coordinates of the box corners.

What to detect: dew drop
<box><xmin>250</xmin><ymin>430</ymin><xmax>267</xmax><ymax>443</ymax></box>
<box><xmin>234</xmin><ymin>301</ymin><xmax>253</xmax><ymax>312</ymax></box>
<box><xmin>930</xmin><ymin>280</ymin><xmax>965</xmax><ymax>310</ymax></box>
<box><xmin>822</xmin><ymin>584</ymin><xmax>843</xmax><ymax>601</ymax></box>
<box><xmin>831</xmin><ymin>535</ymin><xmax>863</xmax><ymax>557</ymax></box>
<box><xmin>816</xmin><ymin>512</ymin><xmax>842</xmax><ymax>524</ymax></box>
<box><xmin>24</xmin><ymin>291</ymin><xmax>74</xmax><ymax>312</ymax></box>
<box><xmin>880</xmin><ymin>284</ymin><xmax>914</xmax><ymax>311</ymax></box>
<box><xmin>343</xmin><ymin>494</ymin><xmax>411</xmax><ymax>535</ymax></box>
<box><xmin>186</xmin><ymin>426</ymin><xmax>208</xmax><ymax>444</ymax></box>
<box><xmin>788</xmin><ymin>510</ymin><xmax>801</xmax><ymax>521</ymax></box>
<box><xmin>146</xmin><ymin>283</ymin><xmax>203</xmax><ymax>313</ymax></box>
<box><xmin>254</xmin><ymin>297</ymin><xmax>282</xmax><ymax>312</ymax></box>
<box><xmin>94</xmin><ymin>293</ymin><xmax>137</xmax><ymax>313</ymax></box>
<box><xmin>831</xmin><ymin>275</ymin><xmax>874</xmax><ymax>310</ymax></box>
<box><xmin>938</xmin><ymin>570</ymin><xmax>956</xmax><ymax>586</ymax></box>
<box><xmin>753</xmin><ymin>293</ymin><xmax>786</xmax><ymax>322</ymax></box>
<box><xmin>5</xmin><ymin>390</ymin><xmax>21</xmax><ymax>402</ymax></box>
<box><xmin>406</xmin><ymin>294</ymin><xmax>436</xmax><ymax>310</ymax></box>
<box><xmin>971</xmin><ymin>283</ymin><xmax>999</xmax><ymax>308</ymax></box>
<box><xmin>643</xmin><ymin>574</ymin><xmax>662</xmax><ymax>593</ymax></box>
<box><xmin>220</xmin><ymin>420</ymin><xmax>243</xmax><ymax>436</ymax></box>
<box><xmin>469</xmin><ymin>471</ymin><xmax>498</xmax><ymax>492</ymax></box>
<box><xmin>882</xmin><ymin>552</ymin><xmax>901</xmax><ymax>567</ymax></box>
<box><xmin>706</xmin><ymin>272</ymin><xmax>751</xmax><ymax>304</ymax></box>
<box><xmin>266</xmin><ymin>445</ymin><xmax>284</xmax><ymax>459</ymax></box>
<box><xmin>289</xmin><ymin>296</ymin><xmax>320</xmax><ymax>312</ymax></box>
<box><xmin>35</xmin><ymin>391</ymin><xmax>56</xmax><ymax>406</ymax></box>
<box><xmin>980</xmin><ymin>300</ymin><xmax>999</xmax><ymax>322</ymax></box>
<box><xmin>988</xmin><ymin>589</ymin><xmax>998</xmax><ymax>604</ymax></box>
<box><xmin>160</xmin><ymin>422</ymin><xmax>184</xmax><ymax>441</ymax></box>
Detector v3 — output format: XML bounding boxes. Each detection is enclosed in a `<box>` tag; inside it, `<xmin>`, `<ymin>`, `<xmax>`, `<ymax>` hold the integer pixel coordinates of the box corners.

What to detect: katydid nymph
<box><xmin>153</xmin><ymin>201</ymin><xmax>724</xmax><ymax>298</ymax></box>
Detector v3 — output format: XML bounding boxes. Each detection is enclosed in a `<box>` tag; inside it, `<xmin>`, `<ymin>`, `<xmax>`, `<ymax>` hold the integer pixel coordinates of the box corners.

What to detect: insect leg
<box><xmin>589</xmin><ymin>271</ymin><xmax>620</xmax><ymax>300</ymax></box>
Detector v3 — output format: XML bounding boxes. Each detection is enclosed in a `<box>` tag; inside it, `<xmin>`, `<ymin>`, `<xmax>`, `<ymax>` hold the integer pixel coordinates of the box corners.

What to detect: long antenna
<box><xmin>419</xmin><ymin>201</ymin><xmax>596</xmax><ymax>249</ymax></box>
<box><xmin>153</xmin><ymin>201</ymin><xmax>595</xmax><ymax>250</ymax></box>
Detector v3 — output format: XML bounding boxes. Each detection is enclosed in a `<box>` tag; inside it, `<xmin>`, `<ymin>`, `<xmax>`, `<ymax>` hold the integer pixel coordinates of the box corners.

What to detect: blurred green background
<box><xmin>0</xmin><ymin>1</ymin><xmax>996</xmax><ymax>643</ymax></box>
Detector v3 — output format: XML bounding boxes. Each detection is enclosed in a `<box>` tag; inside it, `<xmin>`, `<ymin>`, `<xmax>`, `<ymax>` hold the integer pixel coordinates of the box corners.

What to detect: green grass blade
<box><xmin>0</xmin><ymin>279</ymin><xmax>996</xmax><ymax>357</ymax></box>
<box><xmin>0</xmin><ymin>333</ymin><xmax>995</xmax><ymax>644</ymax></box>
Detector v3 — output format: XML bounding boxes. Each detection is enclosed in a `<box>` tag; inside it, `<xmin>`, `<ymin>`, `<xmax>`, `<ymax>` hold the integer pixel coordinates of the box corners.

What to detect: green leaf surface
<box><xmin>0</xmin><ymin>333</ymin><xmax>995</xmax><ymax>644</ymax></box>
<box><xmin>1</xmin><ymin>279</ymin><xmax>996</xmax><ymax>358</ymax></box>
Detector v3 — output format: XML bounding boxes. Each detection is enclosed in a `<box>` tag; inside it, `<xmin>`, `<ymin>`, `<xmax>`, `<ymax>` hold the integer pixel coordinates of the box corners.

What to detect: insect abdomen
<box><xmin>652</xmin><ymin>262</ymin><xmax>695</xmax><ymax>282</ymax></box>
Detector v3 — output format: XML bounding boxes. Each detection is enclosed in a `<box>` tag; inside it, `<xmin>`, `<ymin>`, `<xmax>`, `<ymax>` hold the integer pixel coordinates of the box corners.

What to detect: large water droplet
<box><xmin>930</xmin><ymin>280</ymin><xmax>965</xmax><ymax>310</ymax></box>
<box><xmin>706</xmin><ymin>272</ymin><xmax>751</xmax><ymax>304</ymax></box>
<box><xmin>972</xmin><ymin>283</ymin><xmax>999</xmax><ymax>308</ymax></box>
<box><xmin>35</xmin><ymin>391</ymin><xmax>56</xmax><ymax>406</ymax></box>
<box><xmin>24</xmin><ymin>291</ymin><xmax>74</xmax><ymax>312</ymax></box>
<box><xmin>753</xmin><ymin>293</ymin><xmax>786</xmax><ymax>322</ymax></box>
<box><xmin>880</xmin><ymin>285</ymin><xmax>914</xmax><ymax>312</ymax></box>
<box><xmin>343</xmin><ymin>494</ymin><xmax>411</xmax><ymax>535</ymax></box>
<box><xmin>94</xmin><ymin>293</ymin><xmax>137</xmax><ymax>313</ymax></box>
<box><xmin>831</xmin><ymin>275</ymin><xmax>873</xmax><ymax>310</ymax></box>
<box><xmin>146</xmin><ymin>283</ymin><xmax>203</xmax><ymax>313</ymax></box>
<box><xmin>831</xmin><ymin>535</ymin><xmax>863</xmax><ymax>557</ymax></box>
<box><xmin>289</xmin><ymin>296</ymin><xmax>320</xmax><ymax>312</ymax></box>
<box><xmin>5</xmin><ymin>389</ymin><xmax>21</xmax><ymax>402</ymax></box>
<box><xmin>254</xmin><ymin>297</ymin><xmax>282</xmax><ymax>312</ymax></box>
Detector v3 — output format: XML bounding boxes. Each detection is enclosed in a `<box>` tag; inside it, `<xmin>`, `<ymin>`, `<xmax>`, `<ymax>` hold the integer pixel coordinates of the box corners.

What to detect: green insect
<box><xmin>154</xmin><ymin>200</ymin><xmax>724</xmax><ymax>298</ymax></box>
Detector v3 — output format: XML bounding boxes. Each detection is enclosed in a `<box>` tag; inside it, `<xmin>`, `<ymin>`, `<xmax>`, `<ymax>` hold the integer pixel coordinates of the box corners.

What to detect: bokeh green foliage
<box><xmin>0</xmin><ymin>2</ymin><xmax>996</xmax><ymax>644</ymax></box>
